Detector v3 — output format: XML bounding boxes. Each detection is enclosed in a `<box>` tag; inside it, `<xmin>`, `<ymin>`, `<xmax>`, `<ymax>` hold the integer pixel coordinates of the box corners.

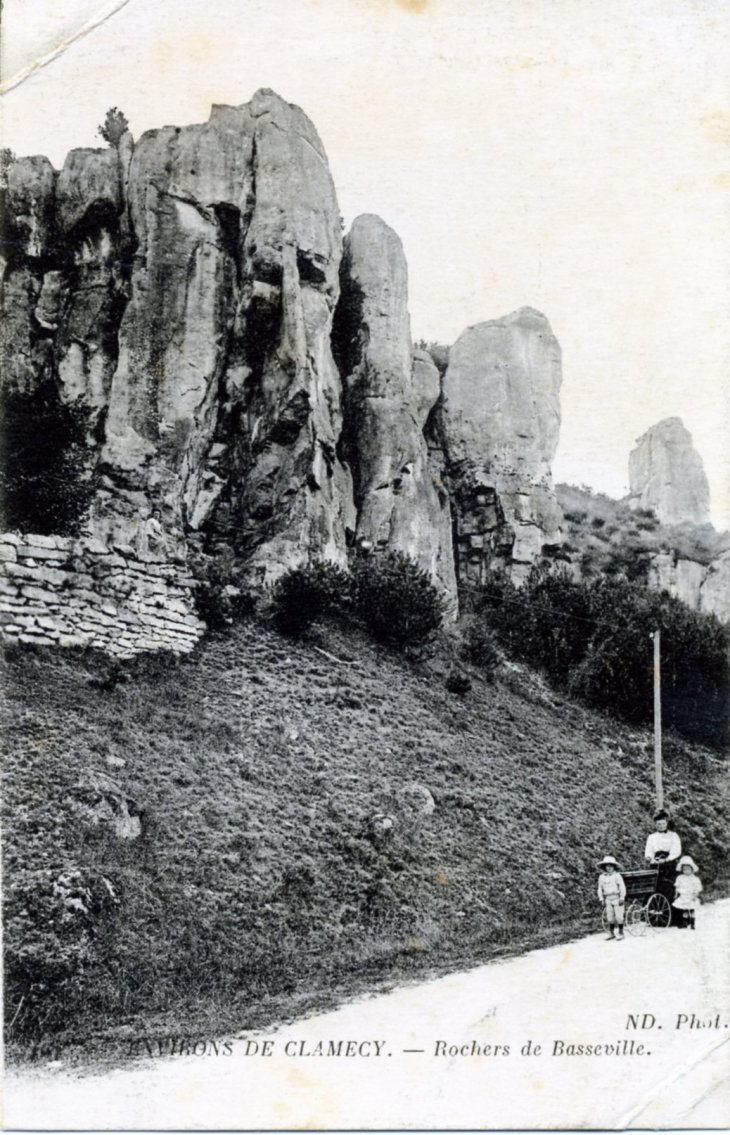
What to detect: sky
<box><xmin>2</xmin><ymin>0</ymin><xmax>729</xmax><ymax>527</ymax></box>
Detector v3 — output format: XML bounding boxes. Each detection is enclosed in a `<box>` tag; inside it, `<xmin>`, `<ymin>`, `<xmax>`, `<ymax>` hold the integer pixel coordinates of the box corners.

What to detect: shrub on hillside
<box><xmin>461</xmin><ymin>619</ymin><xmax>500</xmax><ymax>680</ymax></box>
<box><xmin>190</xmin><ymin>551</ymin><xmax>254</xmax><ymax>630</ymax></box>
<box><xmin>569</xmin><ymin>583</ymin><xmax>730</xmax><ymax>749</ymax></box>
<box><xmin>270</xmin><ymin>561</ymin><xmax>352</xmax><ymax>637</ymax></box>
<box><xmin>476</xmin><ymin>567</ymin><xmax>730</xmax><ymax>750</ymax></box>
<box><xmin>478</xmin><ymin>566</ymin><xmax>594</xmax><ymax>686</ymax></box>
<box><xmin>353</xmin><ymin>551</ymin><xmax>444</xmax><ymax>646</ymax></box>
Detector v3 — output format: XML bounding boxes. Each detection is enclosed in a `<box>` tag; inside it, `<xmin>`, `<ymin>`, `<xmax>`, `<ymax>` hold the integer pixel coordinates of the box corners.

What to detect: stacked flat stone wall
<box><xmin>0</xmin><ymin>534</ymin><xmax>205</xmax><ymax>656</ymax></box>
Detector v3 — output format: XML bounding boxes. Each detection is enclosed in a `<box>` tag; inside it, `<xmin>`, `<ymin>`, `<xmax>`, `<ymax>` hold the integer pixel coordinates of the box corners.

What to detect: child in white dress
<box><xmin>673</xmin><ymin>855</ymin><xmax>702</xmax><ymax>930</ymax></box>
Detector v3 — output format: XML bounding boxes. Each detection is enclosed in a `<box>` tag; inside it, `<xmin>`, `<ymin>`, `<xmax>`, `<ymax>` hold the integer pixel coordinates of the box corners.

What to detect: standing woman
<box><xmin>645</xmin><ymin>808</ymin><xmax>682</xmax><ymax>917</ymax></box>
<box><xmin>644</xmin><ymin>809</ymin><xmax>682</xmax><ymax>865</ymax></box>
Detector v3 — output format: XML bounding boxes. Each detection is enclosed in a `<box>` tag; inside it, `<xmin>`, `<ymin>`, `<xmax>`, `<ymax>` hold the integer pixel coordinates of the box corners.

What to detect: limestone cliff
<box><xmin>96</xmin><ymin>91</ymin><xmax>354</xmax><ymax>580</ymax></box>
<box><xmin>0</xmin><ymin>93</ymin><xmax>570</xmax><ymax>652</ymax></box>
<box><xmin>1</xmin><ymin>146</ymin><xmax>128</xmax><ymax>418</ymax></box>
<box><xmin>629</xmin><ymin>418</ymin><xmax>710</xmax><ymax>526</ymax></box>
<box><xmin>440</xmin><ymin>308</ymin><xmax>563</xmax><ymax>585</ymax></box>
<box><xmin>333</xmin><ymin>215</ymin><xmax>456</xmax><ymax>602</ymax></box>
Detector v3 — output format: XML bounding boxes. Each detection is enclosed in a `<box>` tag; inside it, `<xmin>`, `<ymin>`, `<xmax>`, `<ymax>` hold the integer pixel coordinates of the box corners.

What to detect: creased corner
<box><xmin>0</xmin><ymin>0</ymin><xmax>135</xmax><ymax>96</ymax></box>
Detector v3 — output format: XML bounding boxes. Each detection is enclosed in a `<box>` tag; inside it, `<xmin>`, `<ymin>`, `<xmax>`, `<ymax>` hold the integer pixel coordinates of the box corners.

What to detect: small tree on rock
<box><xmin>98</xmin><ymin>108</ymin><xmax>129</xmax><ymax>148</ymax></box>
<box><xmin>0</xmin><ymin>148</ymin><xmax>16</xmax><ymax>189</ymax></box>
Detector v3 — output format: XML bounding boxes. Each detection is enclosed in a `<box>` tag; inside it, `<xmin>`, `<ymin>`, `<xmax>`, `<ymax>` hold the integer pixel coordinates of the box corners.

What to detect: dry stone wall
<box><xmin>0</xmin><ymin>533</ymin><xmax>204</xmax><ymax>656</ymax></box>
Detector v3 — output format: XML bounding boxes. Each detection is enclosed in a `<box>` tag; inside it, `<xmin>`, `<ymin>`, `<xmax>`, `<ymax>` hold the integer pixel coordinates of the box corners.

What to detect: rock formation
<box><xmin>97</xmin><ymin>91</ymin><xmax>354</xmax><ymax>581</ymax></box>
<box><xmin>628</xmin><ymin>418</ymin><xmax>710</xmax><ymax>526</ymax></box>
<box><xmin>0</xmin><ymin>92</ymin><xmax>574</xmax><ymax>652</ymax></box>
<box><xmin>333</xmin><ymin>215</ymin><xmax>456</xmax><ymax>601</ymax></box>
<box><xmin>441</xmin><ymin>308</ymin><xmax>563</xmax><ymax>585</ymax></box>
<box><xmin>646</xmin><ymin>546</ymin><xmax>730</xmax><ymax>623</ymax></box>
<box><xmin>699</xmin><ymin>551</ymin><xmax>730</xmax><ymax>623</ymax></box>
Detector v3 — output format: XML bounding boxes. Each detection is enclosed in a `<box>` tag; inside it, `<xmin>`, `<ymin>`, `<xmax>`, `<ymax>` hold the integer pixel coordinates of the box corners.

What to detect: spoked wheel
<box><xmin>625</xmin><ymin>900</ymin><xmax>647</xmax><ymax>936</ymax></box>
<box><xmin>646</xmin><ymin>893</ymin><xmax>672</xmax><ymax>930</ymax></box>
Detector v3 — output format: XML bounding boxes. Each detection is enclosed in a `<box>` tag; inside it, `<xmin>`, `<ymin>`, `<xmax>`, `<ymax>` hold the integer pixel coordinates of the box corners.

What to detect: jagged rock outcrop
<box><xmin>629</xmin><ymin>418</ymin><xmax>710</xmax><ymax>526</ymax></box>
<box><xmin>441</xmin><ymin>308</ymin><xmax>563</xmax><ymax>585</ymax></box>
<box><xmin>1</xmin><ymin>93</ymin><xmax>355</xmax><ymax>581</ymax></box>
<box><xmin>333</xmin><ymin>215</ymin><xmax>456</xmax><ymax>603</ymax></box>
<box><xmin>98</xmin><ymin>91</ymin><xmax>354</xmax><ymax>577</ymax></box>
<box><xmin>0</xmin><ymin>92</ymin><xmax>571</xmax><ymax>652</ymax></box>
<box><xmin>2</xmin><ymin>147</ymin><xmax>129</xmax><ymax>408</ymax></box>
<box><xmin>700</xmin><ymin>551</ymin><xmax>730</xmax><ymax>623</ymax></box>
<box><xmin>648</xmin><ymin>554</ymin><xmax>706</xmax><ymax>611</ymax></box>
<box><xmin>3</xmin><ymin>156</ymin><xmax>55</xmax><ymax>262</ymax></box>
<box><xmin>647</xmin><ymin>549</ymin><xmax>730</xmax><ymax>624</ymax></box>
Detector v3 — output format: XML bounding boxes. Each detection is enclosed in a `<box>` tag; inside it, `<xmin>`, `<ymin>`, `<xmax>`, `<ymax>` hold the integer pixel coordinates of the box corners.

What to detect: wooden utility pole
<box><xmin>653</xmin><ymin>629</ymin><xmax>663</xmax><ymax>810</ymax></box>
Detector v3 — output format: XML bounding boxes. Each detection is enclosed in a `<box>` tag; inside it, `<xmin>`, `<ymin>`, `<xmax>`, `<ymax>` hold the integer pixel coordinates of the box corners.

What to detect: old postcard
<box><xmin>1</xmin><ymin>0</ymin><xmax>729</xmax><ymax>1130</ymax></box>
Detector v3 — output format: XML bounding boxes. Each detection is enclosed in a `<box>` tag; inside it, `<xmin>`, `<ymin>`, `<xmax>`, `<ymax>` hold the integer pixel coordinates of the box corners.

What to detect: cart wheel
<box><xmin>646</xmin><ymin>893</ymin><xmax>672</xmax><ymax>930</ymax></box>
<box><xmin>625</xmin><ymin>900</ymin><xmax>647</xmax><ymax>936</ymax></box>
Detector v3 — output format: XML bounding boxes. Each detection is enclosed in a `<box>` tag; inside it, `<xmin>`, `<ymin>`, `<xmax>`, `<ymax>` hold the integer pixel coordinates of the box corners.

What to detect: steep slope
<box><xmin>3</xmin><ymin>619</ymin><xmax>728</xmax><ymax>1063</ymax></box>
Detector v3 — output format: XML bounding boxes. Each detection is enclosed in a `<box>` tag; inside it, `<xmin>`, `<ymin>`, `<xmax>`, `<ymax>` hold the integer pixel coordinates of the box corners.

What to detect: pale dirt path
<box><xmin>5</xmin><ymin>900</ymin><xmax>730</xmax><ymax>1130</ymax></box>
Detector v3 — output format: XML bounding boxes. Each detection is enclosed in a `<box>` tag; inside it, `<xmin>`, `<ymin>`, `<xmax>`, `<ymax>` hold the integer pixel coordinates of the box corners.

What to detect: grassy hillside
<box><xmin>556</xmin><ymin>483</ymin><xmax>730</xmax><ymax>581</ymax></box>
<box><xmin>3</xmin><ymin>615</ymin><xmax>729</xmax><ymax>1065</ymax></box>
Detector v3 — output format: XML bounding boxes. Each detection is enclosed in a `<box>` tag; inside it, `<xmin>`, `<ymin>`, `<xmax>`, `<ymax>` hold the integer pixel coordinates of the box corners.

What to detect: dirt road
<box><xmin>5</xmin><ymin>900</ymin><xmax>729</xmax><ymax>1129</ymax></box>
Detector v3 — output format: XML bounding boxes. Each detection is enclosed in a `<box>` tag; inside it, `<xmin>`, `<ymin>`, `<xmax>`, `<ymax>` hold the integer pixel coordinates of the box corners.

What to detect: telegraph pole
<box><xmin>653</xmin><ymin>629</ymin><xmax>663</xmax><ymax>810</ymax></box>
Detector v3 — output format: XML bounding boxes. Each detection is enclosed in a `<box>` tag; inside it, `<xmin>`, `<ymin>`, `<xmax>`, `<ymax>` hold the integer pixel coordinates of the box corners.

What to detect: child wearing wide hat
<box><xmin>597</xmin><ymin>856</ymin><xmax>626</xmax><ymax>941</ymax></box>
<box><xmin>672</xmin><ymin>855</ymin><xmax>703</xmax><ymax>930</ymax></box>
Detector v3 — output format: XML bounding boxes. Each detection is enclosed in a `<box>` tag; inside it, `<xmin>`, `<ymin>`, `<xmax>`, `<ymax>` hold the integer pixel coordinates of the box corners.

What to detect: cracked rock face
<box><xmin>1</xmin><ymin>145</ymin><xmax>129</xmax><ymax>495</ymax></box>
<box><xmin>1</xmin><ymin>92</ymin><xmax>564</xmax><ymax>621</ymax></box>
<box><xmin>628</xmin><ymin>418</ymin><xmax>710</xmax><ymax>526</ymax></box>
<box><xmin>95</xmin><ymin>92</ymin><xmax>354</xmax><ymax>575</ymax></box>
<box><xmin>700</xmin><ymin>551</ymin><xmax>730</xmax><ymax>623</ymax></box>
<box><xmin>333</xmin><ymin>214</ymin><xmax>456</xmax><ymax>605</ymax></box>
<box><xmin>442</xmin><ymin>307</ymin><xmax>563</xmax><ymax>585</ymax></box>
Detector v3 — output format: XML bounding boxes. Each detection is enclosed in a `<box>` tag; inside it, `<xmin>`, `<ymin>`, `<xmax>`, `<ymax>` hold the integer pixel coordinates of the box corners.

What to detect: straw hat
<box><xmin>676</xmin><ymin>855</ymin><xmax>698</xmax><ymax>873</ymax></box>
<box><xmin>597</xmin><ymin>855</ymin><xmax>622</xmax><ymax>870</ymax></box>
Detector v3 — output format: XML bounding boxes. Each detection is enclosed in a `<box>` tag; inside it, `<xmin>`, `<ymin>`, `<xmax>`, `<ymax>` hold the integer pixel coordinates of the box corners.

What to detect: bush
<box><xmin>353</xmin><ymin>552</ymin><xmax>444</xmax><ymax>646</ymax></box>
<box><xmin>270</xmin><ymin>561</ymin><xmax>352</xmax><ymax>638</ymax></box>
<box><xmin>461</xmin><ymin>619</ymin><xmax>500</xmax><ymax>679</ymax></box>
<box><xmin>445</xmin><ymin>668</ymin><xmax>471</xmax><ymax>695</ymax></box>
<box><xmin>190</xmin><ymin>551</ymin><xmax>254</xmax><ymax>631</ymax></box>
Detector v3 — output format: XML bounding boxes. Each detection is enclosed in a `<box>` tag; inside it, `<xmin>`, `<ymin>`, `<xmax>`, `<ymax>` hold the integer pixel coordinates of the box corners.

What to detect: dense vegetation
<box><xmin>271</xmin><ymin>552</ymin><xmax>445</xmax><ymax>646</ymax></box>
<box><xmin>0</xmin><ymin>385</ymin><xmax>96</xmax><ymax>536</ymax></box>
<box><xmin>469</xmin><ymin>566</ymin><xmax>730</xmax><ymax>750</ymax></box>
<box><xmin>556</xmin><ymin>483</ymin><xmax>730</xmax><ymax>579</ymax></box>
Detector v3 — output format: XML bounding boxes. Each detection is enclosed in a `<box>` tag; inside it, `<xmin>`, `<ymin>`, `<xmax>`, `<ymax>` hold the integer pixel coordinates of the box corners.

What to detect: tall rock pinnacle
<box><xmin>628</xmin><ymin>418</ymin><xmax>711</xmax><ymax>526</ymax></box>
<box><xmin>333</xmin><ymin>214</ymin><xmax>456</xmax><ymax>602</ymax></box>
<box><xmin>441</xmin><ymin>308</ymin><xmax>563</xmax><ymax>585</ymax></box>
